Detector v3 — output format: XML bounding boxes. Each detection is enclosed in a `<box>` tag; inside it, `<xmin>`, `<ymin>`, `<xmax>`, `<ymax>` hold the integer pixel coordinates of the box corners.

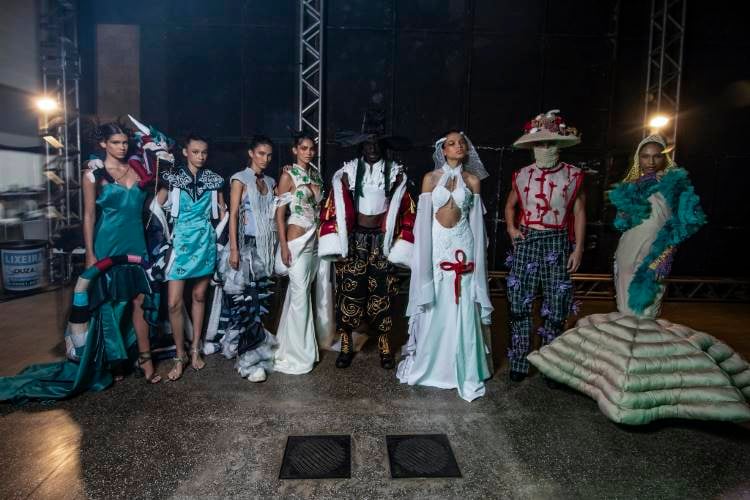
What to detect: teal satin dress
<box><xmin>161</xmin><ymin>166</ymin><xmax>224</xmax><ymax>281</ymax></box>
<box><xmin>167</xmin><ymin>190</ymin><xmax>216</xmax><ymax>280</ymax></box>
<box><xmin>0</xmin><ymin>171</ymin><xmax>159</xmax><ymax>402</ymax></box>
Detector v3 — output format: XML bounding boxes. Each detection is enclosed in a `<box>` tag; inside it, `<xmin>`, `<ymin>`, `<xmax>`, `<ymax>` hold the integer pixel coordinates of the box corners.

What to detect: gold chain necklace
<box><xmin>108</xmin><ymin>164</ymin><xmax>131</xmax><ymax>183</ymax></box>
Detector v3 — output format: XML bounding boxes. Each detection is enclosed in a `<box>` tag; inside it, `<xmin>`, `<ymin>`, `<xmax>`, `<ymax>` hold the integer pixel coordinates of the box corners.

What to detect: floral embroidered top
<box><xmin>277</xmin><ymin>163</ymin><xmax>324</xmax><ymax>230</ymax></box>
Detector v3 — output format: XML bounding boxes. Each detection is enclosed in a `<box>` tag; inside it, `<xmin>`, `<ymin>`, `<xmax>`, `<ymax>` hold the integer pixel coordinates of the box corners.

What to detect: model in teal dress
<box><xmin>157</xmin><ymin>136</ymin><xmax>225</xmax><ymax>381</ymax></box>
<box><xmin>0</xmin><ymin>123</ymin><xmax>162</xmax><ymax>402</ymax></box>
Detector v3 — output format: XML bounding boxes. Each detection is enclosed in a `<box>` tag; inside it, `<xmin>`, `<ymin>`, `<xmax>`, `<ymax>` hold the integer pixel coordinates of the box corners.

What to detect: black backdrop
<box><xmin>78</xmin><ymin>0</ymin><xmax>750</xmax><ymax>276</ymax></box>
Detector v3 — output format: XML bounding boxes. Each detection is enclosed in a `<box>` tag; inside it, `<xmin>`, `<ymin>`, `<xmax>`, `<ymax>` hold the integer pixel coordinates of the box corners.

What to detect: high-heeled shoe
<box><xmin>137</xmin><ymin>352</ymin><xmax>162</xmax><ymax>384</ymax></box>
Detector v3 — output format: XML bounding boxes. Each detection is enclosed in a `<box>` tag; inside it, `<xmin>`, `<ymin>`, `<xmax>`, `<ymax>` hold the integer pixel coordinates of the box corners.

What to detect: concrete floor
<box><xmin>1</xmin><ymin>289</ymin><xmax>749</xmax><ymax>499</ymax></box>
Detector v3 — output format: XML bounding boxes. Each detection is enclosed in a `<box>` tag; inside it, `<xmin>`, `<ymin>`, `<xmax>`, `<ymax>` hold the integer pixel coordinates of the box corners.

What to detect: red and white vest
<box><xmin>512</xmin><ymin>162</ymin><xmax>583</xmax><ymax>229</ymax></box>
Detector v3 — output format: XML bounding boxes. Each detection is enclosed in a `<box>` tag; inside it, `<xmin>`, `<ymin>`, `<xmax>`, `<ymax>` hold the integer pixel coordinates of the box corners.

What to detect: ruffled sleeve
<box><xmin>388</xmin><ymin>162</ymin><xmax>404</xmax><ymax>187</ymax></box>
<box><xmin>275</xmin><ymin>192</ymin><xmax>294</xmax><ymax>208</ymax></box>
<box><xmin>665</xmin><ymin>169</ymin><xmax>707</xmax><ymax>244</ymax></box>
<box><xmin>85</xmin><ymin>158</ymin><xmax>108</xmax><ymax>184</ymax></box>
<box><xmin>341</xmin><ymin>160</ymin><xmax>358</xmax><ymax>191</ymax></box>
<box><xmin>608</xmin><ymin>181</ymin><xmax>652</xmax><ymax>232</ymax></box>
<box><xmin>626</xmin><ymin>168</ymin><xmax>707</xmax><ymax>315</ymax></box>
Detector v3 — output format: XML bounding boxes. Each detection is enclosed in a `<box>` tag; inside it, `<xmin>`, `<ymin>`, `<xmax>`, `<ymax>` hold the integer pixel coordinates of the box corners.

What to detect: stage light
<box><xmin>648</xmin><ymin>115</ymin><xmax>670</xmax><ymax>130</ymax></box>
<box><xmin>35</xmin><ymin>96</ymin><xmax>59</xmax><ymax>113</ymax></box>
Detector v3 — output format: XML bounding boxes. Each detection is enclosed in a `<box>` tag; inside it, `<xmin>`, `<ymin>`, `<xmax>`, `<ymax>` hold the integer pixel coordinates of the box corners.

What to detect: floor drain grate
<box><xmin>386</xmin><ymin>434</ymin><xmax>461</xmax><ymax>478</ymax></box>
<box><xmin>279</xmin><ymin>435</ymin><xmax>351</xmax><ymax>479</ymax></box>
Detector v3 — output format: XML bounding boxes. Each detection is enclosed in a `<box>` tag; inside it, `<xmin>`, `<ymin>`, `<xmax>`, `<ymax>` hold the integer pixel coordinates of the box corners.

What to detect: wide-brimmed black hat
<box><xmin>334</xmin><ymin>108</ymin><xmax>411</xmax><ymax>151</ymax></box>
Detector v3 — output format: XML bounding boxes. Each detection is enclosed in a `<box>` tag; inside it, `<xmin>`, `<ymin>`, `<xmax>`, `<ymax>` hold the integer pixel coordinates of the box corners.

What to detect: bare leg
<box><xmin>133</xmin><ymin>294</ymin><xmax>161</xmax><ymax>383</ymax></box>
<box><xmin>167</xmin><ymin>279</ymin><xmax>188</xmax><ymax>380</ymax></box>
<box><xmin>189</xmin><ymin>276</ymin><xmax>210</xmax><ymax>370</ymax></box>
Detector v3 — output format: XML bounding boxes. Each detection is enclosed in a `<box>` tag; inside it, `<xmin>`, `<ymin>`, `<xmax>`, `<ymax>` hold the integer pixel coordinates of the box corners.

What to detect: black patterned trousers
<box><xmin>507</xmin><ymin>227</ymin><xmax>573</xmax><ymax>373</ymax></box>
<box><xmin>334</xmin><ymin>227</ymin><xmax>399</xmax><ymax>339</ymax></box>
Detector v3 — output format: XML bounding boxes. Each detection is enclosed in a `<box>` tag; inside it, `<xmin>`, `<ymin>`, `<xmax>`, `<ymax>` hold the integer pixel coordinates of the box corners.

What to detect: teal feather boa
<box><xmin>608</xmin><ymin>168</ymin><xmax>706</xmax><ymax>314</ymax></box>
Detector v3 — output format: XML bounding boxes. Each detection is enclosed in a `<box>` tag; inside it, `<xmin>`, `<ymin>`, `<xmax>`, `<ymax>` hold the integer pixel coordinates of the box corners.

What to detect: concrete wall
<box><xmin>0</xmin><ymin>0</ymin><xmax>41</xmax><ymax>149</ymax></box>
<box><xmin>0</xmin><ymin>0</ymin><xmax>39</xmax><ymax>93</ymax></box>
<box><xmin>0</xmin><ymin>1</ymin><xmax>43</xmax><ymax>191</ymax></box>
<box><xmin>95</xmin><ymin>24</ymin><xmax>140</xmax><ymax>121</ymax></box>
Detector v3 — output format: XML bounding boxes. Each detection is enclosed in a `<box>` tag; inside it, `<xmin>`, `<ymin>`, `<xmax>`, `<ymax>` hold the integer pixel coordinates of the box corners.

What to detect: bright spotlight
<box><xmin>35</xmin><ymin>96</ymin><xmax>59</xmax><ymax>113</ymax></box>
<box><xmin>648</xmin><ymin>115</ymin><xmax>670</xmax><ymax>130</ymax></box>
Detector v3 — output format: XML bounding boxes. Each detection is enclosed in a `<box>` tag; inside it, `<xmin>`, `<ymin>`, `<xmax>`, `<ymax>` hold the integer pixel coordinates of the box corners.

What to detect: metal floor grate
<box><xmin>386</xmin><ymin>434</ymin><xmax>461</xmax><ymax>478</ymax></box>
<box><xmin>279</xmin><ymin>435</ymin><xmax>351</xmax><ymax>479</ymax></box>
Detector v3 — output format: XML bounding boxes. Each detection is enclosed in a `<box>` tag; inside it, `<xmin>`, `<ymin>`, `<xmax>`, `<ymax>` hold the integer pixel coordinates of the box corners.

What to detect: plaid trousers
<box><xmin>507</xmin><ymin>227</ymin><xmax>573</xmax><ymax>373</ymax></box>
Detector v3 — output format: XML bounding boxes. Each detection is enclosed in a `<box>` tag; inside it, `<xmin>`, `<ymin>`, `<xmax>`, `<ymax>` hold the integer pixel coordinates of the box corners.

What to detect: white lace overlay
<box><xmin>432</xmin><ymin>199</ymin><xmax>474</xmax><ymax>284</ymax></box>
<box><xmin>431</xmin><ymin>164</ymin><xmax>475</xmax><ymax>283</ymax></box>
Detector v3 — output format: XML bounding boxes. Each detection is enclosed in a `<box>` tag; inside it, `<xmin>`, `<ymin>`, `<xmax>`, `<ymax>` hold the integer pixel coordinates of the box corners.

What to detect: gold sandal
<box><xmin>190</xmin><ymin>346</ymin><xmax>206</xmax><ymax>371</ymax></box>
<box><xmin>167</xmin><ymin>353</ymin><xmax>189</xmax><ymax>381</ymax></box>
<box><xmin>137</xmin><ymin>352</ymin><xmax>162</xmax><ymax>384</ymax></box>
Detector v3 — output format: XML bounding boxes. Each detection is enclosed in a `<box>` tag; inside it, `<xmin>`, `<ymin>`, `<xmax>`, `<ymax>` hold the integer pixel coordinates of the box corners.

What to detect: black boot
<box><xmin>335</xmin><ymin>331</ymin><xmax>354</xmax><ymax>368</ymax></box>
<box><xmin>509</xmin><ymin>371</ymin><xmax>527</xmax><ymax>383</ymax></box>
<box><xmin>378</xmin><ymin>334</ymin><xmax>395</xmax><ymax>370</ymax></box>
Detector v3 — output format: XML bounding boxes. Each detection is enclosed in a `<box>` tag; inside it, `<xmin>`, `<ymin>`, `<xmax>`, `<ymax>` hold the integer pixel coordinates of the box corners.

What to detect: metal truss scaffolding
<box><xmin>39</xmin><ymin>0</ymin><xmax>82</xmax><ymax>282</ymax></box>
<box><xmin>297</xmin><ymin>0</ymin><xmax>325</xmax><ymax>170</ymax></box>
<box><xmin>643</xmin><ymin>0</ymin><xmax>687</xmax><ymax>148</ymax></box>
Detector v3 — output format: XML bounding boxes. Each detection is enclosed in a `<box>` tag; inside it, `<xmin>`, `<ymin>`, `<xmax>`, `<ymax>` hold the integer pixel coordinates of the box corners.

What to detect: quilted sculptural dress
<box><xmin>529</xmin><ymin>312</ymin><xmax>750</xmax><ymax>424</ymax></box>
<box><xmin>528</xmin><ymin>166</ymin><xmax>750</xmax><ymax>425</ymax></box>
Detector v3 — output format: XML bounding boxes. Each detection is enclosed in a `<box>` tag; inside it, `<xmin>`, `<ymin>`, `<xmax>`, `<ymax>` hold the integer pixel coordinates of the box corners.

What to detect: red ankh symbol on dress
<box><xmin>439</xmin><ymin>249</ymin><xmax>475</xmax><ymax>304</ymax></box>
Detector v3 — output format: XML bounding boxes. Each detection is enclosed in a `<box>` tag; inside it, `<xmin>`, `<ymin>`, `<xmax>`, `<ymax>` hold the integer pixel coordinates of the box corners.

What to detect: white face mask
<box><xmin>533</xmin><ymin>146</ymin><xmax>560</xmax><ymax>169</ymax></box>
